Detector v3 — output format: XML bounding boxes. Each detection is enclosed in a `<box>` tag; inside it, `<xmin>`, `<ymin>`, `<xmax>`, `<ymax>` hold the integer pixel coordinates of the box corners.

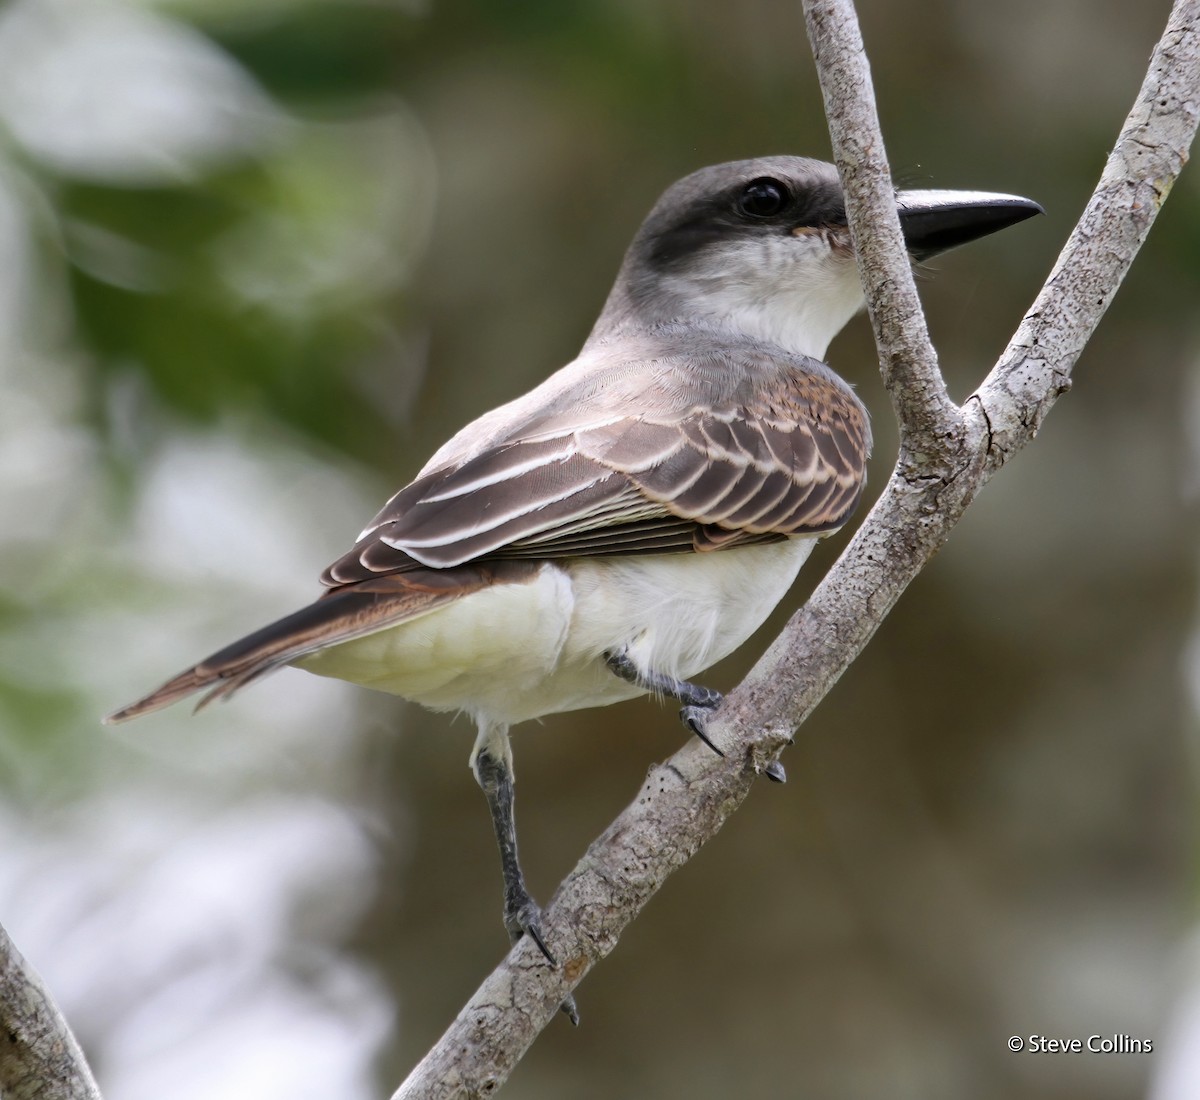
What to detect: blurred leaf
<box><xmin>0</xmin><ymin>0</ymin><xmax>284</xmax><ymax>185</ymax></box>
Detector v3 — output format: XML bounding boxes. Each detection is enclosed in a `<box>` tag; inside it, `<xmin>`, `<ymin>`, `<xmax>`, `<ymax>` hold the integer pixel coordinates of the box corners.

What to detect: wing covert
<box><xmin>321</xmin><ymin>368</ymin><xmax>869</xmax><ymax>586</ymax></box>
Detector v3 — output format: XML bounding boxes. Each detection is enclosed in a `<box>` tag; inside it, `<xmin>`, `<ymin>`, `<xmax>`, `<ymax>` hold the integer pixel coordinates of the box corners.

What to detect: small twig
<box><xmin>0</xmin><ymin>921</ymin><xmax>102</xmax><ymax>1100</ymax></box>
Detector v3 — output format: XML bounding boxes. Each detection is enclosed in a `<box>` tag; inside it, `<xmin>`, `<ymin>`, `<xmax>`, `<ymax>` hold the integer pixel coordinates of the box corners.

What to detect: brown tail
<box><xmin>104</xmin><ymin>563</ymin><xmax>540</xmax><ymax>723</ymax></box>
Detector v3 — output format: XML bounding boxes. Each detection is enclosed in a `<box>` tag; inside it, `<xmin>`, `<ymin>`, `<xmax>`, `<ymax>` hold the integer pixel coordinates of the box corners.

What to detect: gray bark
<box><xmin>0</xmin><ymin>922</ymin><xmax>101</xmax><ymax>1100</ymax></box>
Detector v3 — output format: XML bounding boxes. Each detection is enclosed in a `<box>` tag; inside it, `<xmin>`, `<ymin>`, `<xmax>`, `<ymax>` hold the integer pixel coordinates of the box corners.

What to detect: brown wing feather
<box><xmin>594</xmin><ymin>371</ymin><xmax>869</xmax><ymax>538</ymax></box>
<box><xmin>321</xmin><ymin>363</ymin><xmax>870</xmax><ymax>585</ymax></box>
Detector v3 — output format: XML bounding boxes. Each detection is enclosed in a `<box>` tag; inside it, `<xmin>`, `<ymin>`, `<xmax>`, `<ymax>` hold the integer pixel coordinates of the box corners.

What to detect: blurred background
<box><xmin>0</xmin><ymin>0</ymin><xmax>1196</xmax><ymax>1097</ymax></box>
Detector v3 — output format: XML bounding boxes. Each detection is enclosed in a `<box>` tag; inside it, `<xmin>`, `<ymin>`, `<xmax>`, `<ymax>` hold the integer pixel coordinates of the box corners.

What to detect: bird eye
<box><xmin>736</xmin><ymin>177</ymin><xmax>790</xmax><ymax>218</ymax></box>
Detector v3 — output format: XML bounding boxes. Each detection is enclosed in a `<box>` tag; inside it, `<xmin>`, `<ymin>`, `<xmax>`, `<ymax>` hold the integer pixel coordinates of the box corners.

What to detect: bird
<box><xmin>107</xmin><ymin>155</ymin><xmax>1040</xmax><ymax>990</ymax></box>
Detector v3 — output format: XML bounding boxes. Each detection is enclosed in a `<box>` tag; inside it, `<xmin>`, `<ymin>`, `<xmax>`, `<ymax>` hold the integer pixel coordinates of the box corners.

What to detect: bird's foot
<box><xmin>674</xmin><ymin>682</ymin><xmax>723</xmax><ymax>709</ymax></box>
<box><xmin>604</xmin><ymin>649</ymin><xmax>722</xmax><ymax>709</ymax></box>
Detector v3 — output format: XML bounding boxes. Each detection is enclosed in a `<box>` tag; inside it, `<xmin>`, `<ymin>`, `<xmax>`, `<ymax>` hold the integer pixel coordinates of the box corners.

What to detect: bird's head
<box><xmin>592</xmin><ymin>156</ymin><xmax>1042</xmax><ymax>361</ymax></box>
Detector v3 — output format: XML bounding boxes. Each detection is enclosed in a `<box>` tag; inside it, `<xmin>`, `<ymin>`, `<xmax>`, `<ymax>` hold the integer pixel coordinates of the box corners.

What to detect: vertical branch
<box><xmin>802</xmin><ymin>0</ymin><xmax>957</xmax><ymax>440</ymax></box>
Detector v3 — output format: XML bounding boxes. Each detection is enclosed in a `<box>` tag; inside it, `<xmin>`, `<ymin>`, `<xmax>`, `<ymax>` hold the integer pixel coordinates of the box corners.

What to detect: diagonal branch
<box><xmin>976</xmin><ymin>0</ymin><xmax>1200</xmax><ymax>465</ymax></box>
<box><xmin>391</xmin><ymin>2</ymin><xmax>1200</xmax><ymax>1096</ymax></box>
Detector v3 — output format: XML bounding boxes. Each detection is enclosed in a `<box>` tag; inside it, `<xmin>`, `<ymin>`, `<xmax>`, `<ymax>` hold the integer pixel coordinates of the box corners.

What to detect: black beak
<box><xmin>896</xmin><ymin>188</ymin><xmax>1044</xmax><ymax>261</ymax></box>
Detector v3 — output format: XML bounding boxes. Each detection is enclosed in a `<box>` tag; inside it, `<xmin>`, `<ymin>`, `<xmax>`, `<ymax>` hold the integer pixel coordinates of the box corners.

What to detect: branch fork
<box><xmin>389</xmin><ymin>3</ymin><xmax>1199</xmax><ymax>1095</ymax></box>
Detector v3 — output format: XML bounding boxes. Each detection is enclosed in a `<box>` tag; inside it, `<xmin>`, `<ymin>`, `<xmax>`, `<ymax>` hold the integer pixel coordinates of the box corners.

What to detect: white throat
<box><xmin>657</xmin><ymin>236</ymin><xmax>865</xmax><ymax>360</ymax></box>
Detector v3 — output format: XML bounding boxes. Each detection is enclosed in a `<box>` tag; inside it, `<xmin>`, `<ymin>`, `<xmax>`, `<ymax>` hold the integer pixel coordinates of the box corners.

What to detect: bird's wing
<box><xmin>322</xmin><ymin>369</ymin><xmax>868</xmax><ymax>584</ymax></box>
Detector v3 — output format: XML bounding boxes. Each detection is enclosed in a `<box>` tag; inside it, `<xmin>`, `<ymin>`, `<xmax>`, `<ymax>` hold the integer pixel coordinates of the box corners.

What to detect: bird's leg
<box><xmin>471</xmin><ymin>725</ymin><xmax>553</xmax><ymax>959</ymax></box>
<box><xmin>471</xmin><ymin>723</ymin><xmax>579</xmax><ymax>1025</ymax></box>
<box><xmin>604</xmin><ymin>647</ymin><xmax>725</xmax><ymax>757</ymax></box>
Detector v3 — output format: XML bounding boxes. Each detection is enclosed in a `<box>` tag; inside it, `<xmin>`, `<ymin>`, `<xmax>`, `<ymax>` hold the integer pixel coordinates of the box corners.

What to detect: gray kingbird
<box><xmin>108</xmin><ymin>156</ymin><xmax>1040</xmax><ymax>985</ymax></box>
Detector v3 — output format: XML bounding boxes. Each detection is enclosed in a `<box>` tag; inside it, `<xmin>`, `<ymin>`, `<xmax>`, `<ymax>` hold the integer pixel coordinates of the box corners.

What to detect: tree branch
<box><xmin>0</xmin><ymin>921</ymin><xmax>101</xmax><ymax>1100</ymax></box>
<box><xmin>976</xmin><ymin>0</ymin><xmax>1200</xmax><ymax>465</ymax></box>
<box><xmin>802</xmin><ymin>0</ymin><xmax>955</xmax><ymax>440</ymax></box>
<box><xmin>392</xmin><ymin>2</ymin><xmax>1200</xmax><ymax>1095</ymax></box>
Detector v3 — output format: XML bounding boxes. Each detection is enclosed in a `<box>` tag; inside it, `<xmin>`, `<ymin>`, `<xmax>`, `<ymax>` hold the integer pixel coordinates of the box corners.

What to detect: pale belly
<box><xmin>295</xmin><ymin>538</ymin><xmax>818</xmax><ymax>727</ymax></box>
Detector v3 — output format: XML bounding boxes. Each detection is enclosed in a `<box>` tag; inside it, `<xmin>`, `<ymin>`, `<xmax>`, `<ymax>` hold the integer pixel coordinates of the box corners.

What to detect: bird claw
<box><xmin>505</xmin><ymin>894</ymin><xmax>557</xmax><ymax>965</ymax></box>
<box><xmin>679</xmin><ymin>704</ymin><xmax>725</xmax><ymax>757</ymax></box>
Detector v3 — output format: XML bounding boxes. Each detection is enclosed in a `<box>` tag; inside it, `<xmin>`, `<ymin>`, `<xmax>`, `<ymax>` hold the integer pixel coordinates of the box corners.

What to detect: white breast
<box><xmin>562</xmin><ymin>538</ymin><xmax>816</xmax><ymax>682</ymax></box>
